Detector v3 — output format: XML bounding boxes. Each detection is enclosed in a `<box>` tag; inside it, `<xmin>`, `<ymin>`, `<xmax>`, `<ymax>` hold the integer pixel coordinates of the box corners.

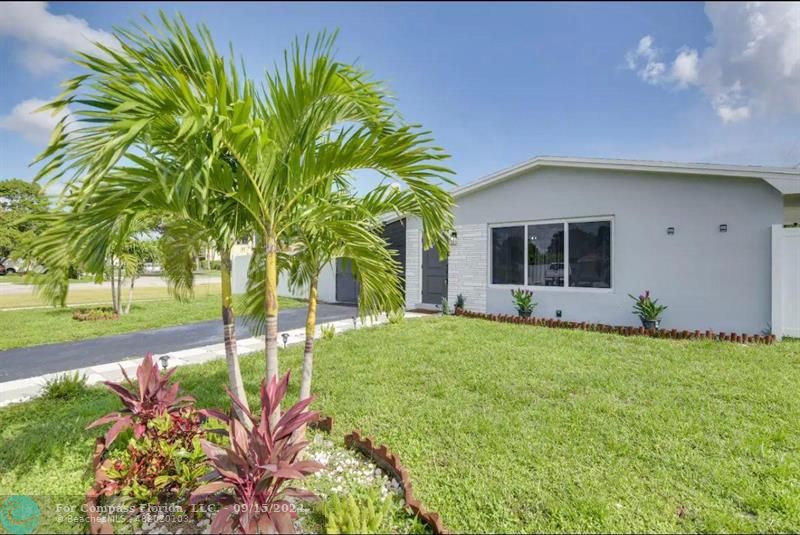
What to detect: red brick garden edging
<box><xmin>344</xmin><ymin>430</ymin><xmax>449</xmax><ymax>535</ymax></box>
<box><xmin>454</xmin><ymin>307</ymin><xmax>776</xmax><ymax>344</ymax></box>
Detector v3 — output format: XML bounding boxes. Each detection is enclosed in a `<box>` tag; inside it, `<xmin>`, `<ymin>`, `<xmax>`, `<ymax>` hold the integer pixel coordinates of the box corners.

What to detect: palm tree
<box><xmin>33</xmin><ymin>13</ymin><xmax>455</xmax><ymax>427</ymax></box>
<box><xmin>226</xmin><ymin>34</ymin><xmax>455</xmax><ymax>424</ymax></box>
<box><xmin>32</xmin><ymin>14</ymin><xmax>258</xmax><ymax>418</ymax></box>
<box><xmin>155</xmin><ymin>168</ymin><xmax>255</xmax><ymax>422</ymax></box>
<box><xmin>243</xmin><ymin>186</ymin><xmax>412</xmax><ymax>407</ymax></box>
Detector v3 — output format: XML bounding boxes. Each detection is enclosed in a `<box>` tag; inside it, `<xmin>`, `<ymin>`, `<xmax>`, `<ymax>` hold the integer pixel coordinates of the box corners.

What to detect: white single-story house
<box><xmin>233</xmin><ymin>156</ymin><xmax>800</xmax><ymax>337</ymax></box>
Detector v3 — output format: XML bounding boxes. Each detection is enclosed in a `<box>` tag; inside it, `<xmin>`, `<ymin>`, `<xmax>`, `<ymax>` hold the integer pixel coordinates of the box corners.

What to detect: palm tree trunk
<box><xmin>299</xmin><ymin>274</ymin><xmax>318</xmax><ymax>401</ymax></box>
<box><xmin>265</xmin><ymin>235</ymin><xmax>280</xmax><ymax>427</ymax></box>
<box><xmin>221</xmin><ymin>249</ymin><xmax>251</xmax><ymax>426</ymax></box>
<box><xmin>295</xmin><ymin>274</ymin><xmax>318</xmax><ymax>441</ymax></box>
<box><xmin>110</xmin><ymin>258</ymin><xmax>118</xmax><ymax>314</ymax></box>
<box><xmin>124</xmin><ymin>276</ymin><xmax>135</xmax><ymax>314</ymax></box>
<box><xmin>116</xmin><ymin>266</ymin><xmax>124</xmax><ymax>315</ymax></box>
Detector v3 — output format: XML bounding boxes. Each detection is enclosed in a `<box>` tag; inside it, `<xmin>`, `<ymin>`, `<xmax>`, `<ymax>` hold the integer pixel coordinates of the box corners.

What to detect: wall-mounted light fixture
<box><xmin>159</xmin><ymin>354</ymin><xmax>170</xmax><ymax>371</ymax></box>
<box><xmin>719</xmin><ymin>224</ymin><xmax>728</xmax><ymax>233</ymax></box>
<box><xmin>667</xmin><ymin>227</ymin><xmax>675</xmax><ymax>235</ymax></box>
<box><xmin>449</xmin><ymin>230</ymin><xmax>458</xmax><ymax>245</ymax></box>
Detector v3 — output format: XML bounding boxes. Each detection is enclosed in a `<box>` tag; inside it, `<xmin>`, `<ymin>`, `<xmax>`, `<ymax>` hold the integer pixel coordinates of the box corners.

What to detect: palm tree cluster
<box><xmin>32</xmin><ymin>13</ymin><xmax>454</xmax><ymax>424</ymax></box>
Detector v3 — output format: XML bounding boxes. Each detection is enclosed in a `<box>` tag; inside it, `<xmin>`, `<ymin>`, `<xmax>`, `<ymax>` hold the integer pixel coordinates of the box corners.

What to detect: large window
<box><xmin>491</xmin><ymin>226</ymin><xmax>524</xmax><ymax>284</ymax></box>
<box><xmin>568</xmin><ymin>221</ymin><xmax>611</xmax><ymax>288</ymax></box>
<box><xmin>491</xmin><ymin>218</ymin><xmax>612</xmax><ymax>289</ymax></box>
<box><xmin>527</xmin><ymin>223</ymin><xmax>564</xmax><ymax>286</ymax></box>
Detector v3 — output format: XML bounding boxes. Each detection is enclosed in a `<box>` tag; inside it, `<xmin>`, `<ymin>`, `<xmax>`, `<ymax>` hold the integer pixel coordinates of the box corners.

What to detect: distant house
<box><xmin>233</xmin><ymin>157</ymin><xmax>800</xmax><ymax>337</ymax></box>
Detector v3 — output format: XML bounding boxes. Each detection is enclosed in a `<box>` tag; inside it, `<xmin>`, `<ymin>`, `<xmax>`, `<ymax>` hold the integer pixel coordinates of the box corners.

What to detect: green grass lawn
<box><xmin>0</xmin><ymin>295</ymin><xmax>303</xmax><ymax>350</ymax></box>
<box><xmin>0</xmin><ymin>281</ymin><xmax>220</xmax><ymax>309</ymax></box>
<box><xmin>1</xmin><ymin>317</ymin><xmax>798</xmax><ymax>533</ymax></box>
<box><xmin>0</xmin><ymin>273</ymin><xmax>91</xmax><ymax>284</ymax></box>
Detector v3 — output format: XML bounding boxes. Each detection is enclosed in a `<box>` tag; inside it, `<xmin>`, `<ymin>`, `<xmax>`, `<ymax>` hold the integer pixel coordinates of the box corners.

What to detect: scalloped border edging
<box><xmin>344</xmin><ymin>430</ymin><xmax>448</xmax><ymax>535</ymax></box>
<box><xmin>455</xmin><ymin>307</ymin><xmax>776</xmax><ymax>344</ymax></box>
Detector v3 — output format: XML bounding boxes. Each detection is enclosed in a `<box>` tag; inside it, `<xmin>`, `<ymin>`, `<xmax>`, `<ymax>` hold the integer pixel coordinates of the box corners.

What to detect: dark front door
<box><xmin>422</xmin><ymin>246</ymin><xmax>448</xmax><ymax>305</ymax></box>
<box><xmin>382</xmin><ymin>219</ymin><xmax>406</xmax><ymax>298</ymax></box>
<box><xmin>335</xmin><ymin>219</ymin><xmax>407</xmax><ymax>305</ymax></box>
<box><xmin>335</xmin><ymin>258</ymin><xmax>359</xmax><ymax>304</ymax></box>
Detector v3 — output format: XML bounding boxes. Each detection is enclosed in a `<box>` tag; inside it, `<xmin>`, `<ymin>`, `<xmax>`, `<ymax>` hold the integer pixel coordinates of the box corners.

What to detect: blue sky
<box><xmin>1</xmin><ymin>2</ymin><xmax>798</xmax><ymax>191</ymax></box>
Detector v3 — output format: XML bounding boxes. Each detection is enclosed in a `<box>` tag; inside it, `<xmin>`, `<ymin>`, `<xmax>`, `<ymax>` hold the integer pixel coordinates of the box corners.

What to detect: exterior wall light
<box><xmin>281</xmin><ymin>332</ymin><xmax>289</xmax><ymax>348</ymax></box>
<box><xmin>667</xmin><ymin>227</ymin><xmax>675</xmax><ymax>235</ymax></box>
<box><xmin>159</xmin><ymin>354</ymin><xmax>170</xmax><ymax>371</ymax></box>
<box><xmin>450</xmin><ymin>230</ymin><xmax>458</xmax><ymax>245</ymax></box>
<box><xmin>719</xmin><ymin>224</ymin><xmax>727</xmax><ymax>233</ymax></box>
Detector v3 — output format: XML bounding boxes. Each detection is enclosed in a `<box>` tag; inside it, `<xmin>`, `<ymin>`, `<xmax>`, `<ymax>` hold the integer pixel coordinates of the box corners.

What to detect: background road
<box><xmin>0</xmin><ymin>303</ymin><xmax>356</xmax><ymax>383</ymax></box>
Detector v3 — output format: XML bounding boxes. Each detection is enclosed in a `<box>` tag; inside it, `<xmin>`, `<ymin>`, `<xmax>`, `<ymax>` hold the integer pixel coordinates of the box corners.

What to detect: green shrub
<box><xmin>101</xmin><ymin>411</ymin><xmax>209</xmax><ymax>505</ymax></box>
<box><xmin>208</xmin><ymin>260</ymin><xmax>222</xmax><ymax>271</ymax></box>
<box><xmin>87</xmin><ymin>353</ymin><xmax>198</xmax><ymax>451</ymax></box>
<box><xmin>319</xmin><ymin>490</ymin><xmax>393</xmax><ymax>534</ymax></box>
<box><xmin>387</xmin><ymin>309</ymin><xmax>405</xmax><ymax>324</ymax></box>
<box><xmin>510</xmin><ymin>288</ymin><xmax>536</xmax><ymax>317</ymax></box>
<box><xmin>629</xmin><ymin>290</ymin><xmax>668</xmax><ymax>321</ymax></box>
<box><xmin>440</xmin><ymin>297</ymin><xmax>451</xmax><ymax>315</ymax></box>
<box><xmin>72</xmin><ymin>306</ymin><xmax>118</xmax><ymax>321</ymax></box>
<box><xmin>454</xmin><ymin>293</ymin><xmax>466</xmax><ymax>310</ymax></box>
<box><xmin>321</xmin><ymin>324</ymin><xmax>336</xmax><ymax>341</ymax></box>
<box><xmin>41</xmin><ymin>372</ymin><xmax>89</xmax><ymax>400</ymax></box>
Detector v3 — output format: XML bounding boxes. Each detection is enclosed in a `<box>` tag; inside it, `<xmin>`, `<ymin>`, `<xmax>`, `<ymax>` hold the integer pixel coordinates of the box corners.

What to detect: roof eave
<box><xmin>451</xmin><ymin>156</ymin><xmax>800</xmax><ymax>198</ymax></box>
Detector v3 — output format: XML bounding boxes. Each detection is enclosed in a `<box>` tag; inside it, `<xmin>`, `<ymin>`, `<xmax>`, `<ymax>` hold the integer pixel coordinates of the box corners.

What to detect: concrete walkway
<box><xmin>0</xmin><ymin>311</ymin><xmax>428</xmax><ymax>407</ymax></box>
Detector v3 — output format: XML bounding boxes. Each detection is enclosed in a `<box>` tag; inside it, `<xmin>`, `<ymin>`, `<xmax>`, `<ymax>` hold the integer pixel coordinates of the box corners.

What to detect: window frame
<box><xmin>490</xmin><ymin>225</ymin><xmax>526</xmax><ymax>286</ymax></box>
<box><xmin>488</xmin><ymin>215</ymin><xmax>614</xmax><ymax>293</ymax></box>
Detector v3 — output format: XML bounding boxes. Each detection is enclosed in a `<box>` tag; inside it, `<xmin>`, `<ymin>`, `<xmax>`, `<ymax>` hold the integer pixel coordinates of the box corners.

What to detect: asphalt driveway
<box><xmin>0</xmin><ymin>302</ymin><xmax>356</xmax><ymax>383</ymax></box>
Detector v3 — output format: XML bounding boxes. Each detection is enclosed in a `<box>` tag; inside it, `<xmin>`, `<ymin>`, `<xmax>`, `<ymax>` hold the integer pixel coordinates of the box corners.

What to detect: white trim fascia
<box><xmin>771</xmin><ymin>224</ymin><xmax>783</xmax><ymax>340</ymax></box>
<box><xmin>452</xmin><ymin>156</ymin><xmax>800</xmax><ymax>198</ymax></box>
<box><xmin>379</xmin><ymin>212</ymin><xmax>406</xmax><ymax>224</ymax></box>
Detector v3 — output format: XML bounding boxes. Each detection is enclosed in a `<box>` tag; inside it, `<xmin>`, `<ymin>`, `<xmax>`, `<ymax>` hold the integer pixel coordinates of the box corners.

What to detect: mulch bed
<box><xmin>73</xmin><ymin>307</ymin><xmax>119</xmax><ymax>321</ymax></box>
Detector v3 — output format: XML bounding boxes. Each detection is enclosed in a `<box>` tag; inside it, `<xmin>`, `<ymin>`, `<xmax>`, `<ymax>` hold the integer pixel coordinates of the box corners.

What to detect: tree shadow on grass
<box><xmin>0</xmin><ymin>387</ymin><xmax>117</xmax><ymax>488</ymax></box>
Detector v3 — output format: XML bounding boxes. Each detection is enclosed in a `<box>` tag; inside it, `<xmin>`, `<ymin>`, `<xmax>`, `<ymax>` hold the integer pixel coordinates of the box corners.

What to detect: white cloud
<box><xmin>716</xmin><ymin>105</ymin><xmax>751</xmax><ymax>123</ymax></box>
<box><xmin>0</xmin><ymin>2</ymin><xmax>117</xmax><ymax>75</ymax></box>
<box><xmin>625</xmin><ymin>2</ymin><xmax>800</xmax><ymax>122</ymax></box>
<box><xmin>0</xmin><ymin>98</ymin><xmax>68</xmax><ymax>144</ymax></box>
<box><xmin>625</xmin><ymin>35</ymin><xmax>667</xmax><ymax>84</ymax></box>
<box><xmin>671</xmin><ymin>48</ymin><xmax>699</xmax><ymax>87</ymax></box>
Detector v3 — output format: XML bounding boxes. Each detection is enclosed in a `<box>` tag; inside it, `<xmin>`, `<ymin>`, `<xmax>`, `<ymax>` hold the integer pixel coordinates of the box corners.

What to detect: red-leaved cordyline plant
<box><xmin>87</xmin><ymin>353</ymin><xmax>223</xmax><ymax>450</ymax></box>
<box><xmin>190</xmin><ymin>371</ymin><xmax>324</xmax><ymax>534</ymax></box>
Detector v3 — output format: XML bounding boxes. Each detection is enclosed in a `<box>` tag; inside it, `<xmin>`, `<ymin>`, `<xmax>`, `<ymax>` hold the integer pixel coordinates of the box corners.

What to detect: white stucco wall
<box><xmin>404</xmin><ymin>220</ymin><xmax>422</xmax><ymax>309</ymax></box>
<box><xmin>231</xmin><ymin>254</ymin><xmax>336</xmax><ymax>303</ymax></box>
<box><xmin>447</xmin><ymin>167</ymin><xmax>784</xmax><ymax>333</ymax></box>
<box><xmin>231</xmin><ymin>254</ymin><xmax>250</xmax><ymax>295</ymax></box>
